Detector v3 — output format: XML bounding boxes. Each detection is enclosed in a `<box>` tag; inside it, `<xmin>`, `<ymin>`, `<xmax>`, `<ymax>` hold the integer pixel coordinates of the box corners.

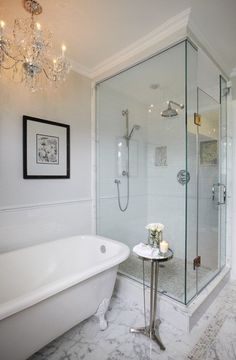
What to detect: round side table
<box><xmin>130</xmin><ymin>247</ymin><xmax>173</xmax><ymax>351</ymax></box>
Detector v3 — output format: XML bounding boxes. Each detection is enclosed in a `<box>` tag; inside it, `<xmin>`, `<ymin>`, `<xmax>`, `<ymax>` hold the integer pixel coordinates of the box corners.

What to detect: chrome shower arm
<box><xmin>169</xmin><ymin>101</ymin><xmax>184</xmax><ymax>109</ymax></box>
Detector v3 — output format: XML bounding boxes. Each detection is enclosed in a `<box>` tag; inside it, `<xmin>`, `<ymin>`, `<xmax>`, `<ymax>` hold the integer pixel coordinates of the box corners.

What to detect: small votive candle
<box><xmin>160</xmin><ymin>240</ymin><xmax>168</xmax><ymax>254</ymax></box>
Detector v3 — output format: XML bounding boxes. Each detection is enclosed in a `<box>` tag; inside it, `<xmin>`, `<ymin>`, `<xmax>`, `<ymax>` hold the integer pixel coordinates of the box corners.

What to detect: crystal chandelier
<box><xmin>0</xmin><ymin>0</ymin><xmax>71</xmax><ymax>92</ymax></box>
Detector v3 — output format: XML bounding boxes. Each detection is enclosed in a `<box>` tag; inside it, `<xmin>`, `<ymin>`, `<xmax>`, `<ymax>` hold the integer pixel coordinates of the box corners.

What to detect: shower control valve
<box><xmin>122</xmin><ymin>170</ymin><xmax>128</xmax><ymax>176</ymax></box>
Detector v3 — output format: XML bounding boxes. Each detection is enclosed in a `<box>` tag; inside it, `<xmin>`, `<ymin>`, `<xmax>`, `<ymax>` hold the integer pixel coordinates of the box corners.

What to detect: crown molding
<box><xmin>187</xmin><ymin>18</ymin><xmax>231</xmax><ymax>78</ymax></box>
<box><xmin>70</xmin><ymin>7</ymin><xmax>233</xmax><ymax>81</ymax></box>
<box><xmin>90</xmin><ymin>8</ymin><xmax>191</xmax><ymax>80</ymax></box>
<box><xmin>230</xmin><ymin>68</ymin><xmax>236</xmax><ymax>78</ymax></box>
<box><xmin>69</xmin><ymin>58</ymin><xmax>93</xmax><ymax>79</ymax></box>
<box><xmin>69</xmin><ymin>8</ymin><xmax>191</xmax><ymax>80</ymax></box>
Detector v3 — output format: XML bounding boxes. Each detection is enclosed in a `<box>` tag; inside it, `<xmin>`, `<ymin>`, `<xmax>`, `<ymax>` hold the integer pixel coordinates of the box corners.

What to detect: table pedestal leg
<box><xmin>130</xmin><ymin>261</ymin><xmax>165</xmax><ymax>351</ymax></box>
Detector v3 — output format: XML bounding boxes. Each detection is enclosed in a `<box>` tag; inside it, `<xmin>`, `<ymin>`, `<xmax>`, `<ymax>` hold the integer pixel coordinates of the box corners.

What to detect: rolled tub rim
<box><xmin>0</xmin><ymin>234</ymin><xmax>130</xmax><ymax>321</ymax></box>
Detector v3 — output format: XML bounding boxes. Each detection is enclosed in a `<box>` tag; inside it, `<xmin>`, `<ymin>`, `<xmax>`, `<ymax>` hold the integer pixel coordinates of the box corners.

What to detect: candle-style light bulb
<box><xmin>61</xmin><ymin>44</ymin><xmax>66</xmax><ymax>57</ymax></box>
<box><xmin>0</xmin><ymin>20</ymin><xmax>5</xmax><ymax>37</ymax></box>
<box><xmin>36</xmin><ymin>23</ymin><xmax>41</xmax><ymax>31</ymax></box>
<box><xmin>53</xmin><ymin>58</ymin><xmax>57</xmax><ymax>70</ymax></box>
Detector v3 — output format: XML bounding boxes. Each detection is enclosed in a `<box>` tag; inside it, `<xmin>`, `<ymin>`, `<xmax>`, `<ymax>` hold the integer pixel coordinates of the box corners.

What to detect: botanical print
<box><xmin>200</xmin><ymin>140</ymin><xmax>217</xmax><ymax>165</ymax></box>
<box><xmin>36</xmin><ymin>134</ymin><xmax>59</xmax><ymax>164</ymax></box>
<box><xmin>155</xmin><ymin>146</ymin><xmax>167</xmax><ymax>166</ymax></box>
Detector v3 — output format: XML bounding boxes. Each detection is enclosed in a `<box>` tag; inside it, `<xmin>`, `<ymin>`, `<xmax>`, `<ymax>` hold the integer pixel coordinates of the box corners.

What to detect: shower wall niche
<box><xmin>96</xmin><ymin>39</ymin><xmax>227</xmax><ymax>305</ymax></box>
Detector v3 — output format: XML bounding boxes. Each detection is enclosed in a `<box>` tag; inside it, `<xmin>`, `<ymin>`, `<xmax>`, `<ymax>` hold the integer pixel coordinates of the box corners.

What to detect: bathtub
<box><xmin>0</xmin><ymin>235</ymin><xmax>129</xmax><ymax>360</ymax></box>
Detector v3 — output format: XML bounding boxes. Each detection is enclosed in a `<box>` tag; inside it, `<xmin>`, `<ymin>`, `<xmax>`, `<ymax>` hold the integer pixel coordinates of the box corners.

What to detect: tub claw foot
<box><xmin>95</xmin><ymin>297</ymin><xmax>110</xmax><ymax>330</ymax></box>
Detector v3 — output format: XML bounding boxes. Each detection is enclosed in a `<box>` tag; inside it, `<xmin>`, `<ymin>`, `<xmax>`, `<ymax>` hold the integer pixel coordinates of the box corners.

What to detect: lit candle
<box><xmin>61</xmin><ymin>44</ymin><xmax>66</xmax><ymax>57</ymax></box>
<box><xmin>160</xmin><ymin>240</ymin><xmax>169</xmax><ymax>254</ymax></box>
<box><xmin>35</xmin><ymin>23</ymin><xmax>42</xmax><ymax>38</ymax></box>
<box><xmin>53</xmin><ymin>58</ymin><xmax>57</xmax><ymax>70</ymax></box>
<box><xmin>0</xmin><ymin>20</ymin><xmax>5</xmax><ymax>37</ymax></box>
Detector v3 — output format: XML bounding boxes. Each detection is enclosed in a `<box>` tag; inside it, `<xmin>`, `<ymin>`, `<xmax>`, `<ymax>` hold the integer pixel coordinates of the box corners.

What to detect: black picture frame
<box><xmin>23</xmin><ymin>115</ymin><xmax>70</xmax><ymax>179</ymax></box>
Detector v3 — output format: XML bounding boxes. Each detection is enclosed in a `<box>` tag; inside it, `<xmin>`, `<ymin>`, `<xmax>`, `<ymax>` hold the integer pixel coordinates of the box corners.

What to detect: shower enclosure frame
<box><xmin>94</xmin><ymin>37</ymin><xmax>228</xmax><ymax>306</ymax></box>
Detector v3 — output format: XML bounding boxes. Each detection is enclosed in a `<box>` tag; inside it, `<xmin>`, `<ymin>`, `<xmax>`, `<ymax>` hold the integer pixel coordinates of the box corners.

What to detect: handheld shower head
<box><xmin>127</xmin><ymin>124</ymin><xmax>141</xmax><ymax>140</ymax></box>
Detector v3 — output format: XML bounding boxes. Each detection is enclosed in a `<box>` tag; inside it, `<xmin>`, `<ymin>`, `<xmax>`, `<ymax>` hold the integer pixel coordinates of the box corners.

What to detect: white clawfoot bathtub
<box><xmin>0</xmin><ymin>235</ymin><xmax>130</xmax><ymax>360</ymax></box>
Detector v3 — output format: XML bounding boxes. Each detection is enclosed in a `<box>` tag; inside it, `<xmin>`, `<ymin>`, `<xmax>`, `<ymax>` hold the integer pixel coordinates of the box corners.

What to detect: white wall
<box><xmin>230</xmin><ymin>79</ymin><xmax>236</xmax><ymax>279</ymax></box>
<box><xmin>198</xmin><ymin>48</ymin><xmax>221</xmax><ymax>102</ymax></box>
<box><xmin>0</xmin><ymin>71</ymin><xmax>92</xmax><ymax>252</ymax></box>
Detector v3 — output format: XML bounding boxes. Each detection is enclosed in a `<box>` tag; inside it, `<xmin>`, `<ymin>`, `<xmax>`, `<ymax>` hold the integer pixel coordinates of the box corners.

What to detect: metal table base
<box><xmin>130</xmin><ymin>250</ymin><xmax>173</xmax><ymax>350</ymax></box>
<box><xmin>130</xmin><ymin>321</ymin><xmax>165</xmax><ymax>350</ymax></box>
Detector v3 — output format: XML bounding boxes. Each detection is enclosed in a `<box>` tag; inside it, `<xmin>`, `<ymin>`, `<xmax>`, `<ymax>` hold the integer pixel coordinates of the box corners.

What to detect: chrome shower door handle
<box><xmin>212</xmin><ymin>183</ymin><xmax>218</xmax><ymax>201</ymax></box>
<box><xmin>212</xmin><ymin>183</ymin><xmax>226</xmax><ymax>205</ymax></box>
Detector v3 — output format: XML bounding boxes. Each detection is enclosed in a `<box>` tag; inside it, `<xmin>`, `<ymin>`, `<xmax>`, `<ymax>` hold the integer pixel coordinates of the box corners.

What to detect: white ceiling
<box><xmin>102</xmin><ymin>41</ymin><xmax>185</xmax><ymax>108</ymax></box>
<box><xmin>1</xmin><ymin>0</ymin><xmax>236</xmax><ymax>77</ymax></box>
<box><xmin>190</xmin><ymin>0</ymin><xmax>236</xmax><ymax>76</ymax></box>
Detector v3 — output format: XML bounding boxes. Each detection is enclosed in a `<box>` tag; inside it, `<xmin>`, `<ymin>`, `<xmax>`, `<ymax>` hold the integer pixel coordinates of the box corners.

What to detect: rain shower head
<box><xmin>161</xmin><ymin>100</ymin><xmax>184</xmax><ymax>118</ymax></box>
<box><xmin>161</xmin><ymin>103</ymin><xmax>178</xmax><ymax>117</ymax></box>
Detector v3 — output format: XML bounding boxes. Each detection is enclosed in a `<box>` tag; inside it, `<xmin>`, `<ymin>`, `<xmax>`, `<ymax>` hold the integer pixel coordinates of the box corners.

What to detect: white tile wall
<box><xmin>230</xmin><ymin>98</ymin><xmax>236</xmax><ymax>279</ymax></box>
<box><xmin>0</xmin><ymin>71</ymin><xmax>92</xmax><ymax>252</ymax></box>
<box><xmin>96</xmin><ymin>85</ymin><xmax>148</xmax><ymax>246</ymax></box>
<box><xmin>146</xmin><ymin>111</ymin><xmax>186</xmax><ymax>259</ymax></box>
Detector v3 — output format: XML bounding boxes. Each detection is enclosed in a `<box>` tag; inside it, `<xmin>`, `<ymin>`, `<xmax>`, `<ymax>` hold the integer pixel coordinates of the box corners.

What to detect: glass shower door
<box><xmin>197</xmin><ymin>88</ymin><xmax>226</xmax><ymax>292</ymax></box>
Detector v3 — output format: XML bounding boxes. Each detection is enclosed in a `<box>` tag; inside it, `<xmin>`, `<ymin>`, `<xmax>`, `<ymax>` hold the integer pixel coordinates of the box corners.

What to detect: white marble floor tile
<box><xmin>205</xmin><ymin>316</ymin><xmax>236</xmax><ymax>360</ymax></box>
<box><xmin>30</xmin><ymin>280</ymin><xmax>236</xmax><ymax>360</ymax></box>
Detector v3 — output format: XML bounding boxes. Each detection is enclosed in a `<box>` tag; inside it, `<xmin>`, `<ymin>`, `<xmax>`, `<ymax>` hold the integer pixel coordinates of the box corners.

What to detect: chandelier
<box><xmin>0</xmin><ymin>0</ymin><xmax>71</xmax><ymax>92</ymax></box>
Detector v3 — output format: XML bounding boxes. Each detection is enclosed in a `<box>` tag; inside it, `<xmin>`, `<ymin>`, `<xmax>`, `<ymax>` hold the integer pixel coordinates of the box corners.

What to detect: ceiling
<box><xmin>100</xmin><ymin>41</ymin><xmax>185</xmax><ymax>108</ymax></box>
<box><xmin>190</xmin><ymin>0</ymin><xmax>236</xmax><ymax>76</ymax></box>
<box><xmin>1</xmin><ymin>0</ymin><xmax>236</xmax><ymax>77</ymax></box>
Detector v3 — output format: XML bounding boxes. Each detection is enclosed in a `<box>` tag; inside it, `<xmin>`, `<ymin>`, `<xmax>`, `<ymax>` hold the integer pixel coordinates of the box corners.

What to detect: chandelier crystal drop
<box><xmin>0</xmin><ymin>0</ymin><xmax>71</xmax><ymax>92</ymax></box>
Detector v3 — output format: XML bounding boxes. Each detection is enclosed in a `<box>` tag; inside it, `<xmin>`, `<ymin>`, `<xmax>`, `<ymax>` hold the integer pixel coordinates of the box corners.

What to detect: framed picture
<box><xmin>23</xmin><ymin>115</ymin><xmax>70</xmax><ymax>179</ymax></box>
<box><xmin>200</xmin><ymin>140</ymin><xmax>217</xmax><ymax>166</ymax></box>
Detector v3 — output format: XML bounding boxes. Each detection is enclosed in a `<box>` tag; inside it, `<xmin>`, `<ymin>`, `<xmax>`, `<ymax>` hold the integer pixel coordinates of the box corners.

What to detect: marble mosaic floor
<box><xmin>119</xmin><ymin>254</ymin><xmax>214</xmax><ymax>302</ymax></box>
<box><xmin>30</xmin><ymin>280</ymin><xmax>236</xmax><ymax>360</ymax></box>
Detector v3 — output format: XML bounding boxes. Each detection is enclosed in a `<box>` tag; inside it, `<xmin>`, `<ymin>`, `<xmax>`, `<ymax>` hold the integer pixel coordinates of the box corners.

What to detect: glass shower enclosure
<box><xmin>96</xmin><ymin>39</ymin><xmax>227</xmax><ymax>304</ymax></box>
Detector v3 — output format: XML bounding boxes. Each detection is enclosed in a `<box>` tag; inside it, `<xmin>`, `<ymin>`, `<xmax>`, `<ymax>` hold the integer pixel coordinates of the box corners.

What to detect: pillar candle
<box><xmin>160</xmin><ymin>240</ymin><xmax>168</xmax><ymax>254</ymax></box>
